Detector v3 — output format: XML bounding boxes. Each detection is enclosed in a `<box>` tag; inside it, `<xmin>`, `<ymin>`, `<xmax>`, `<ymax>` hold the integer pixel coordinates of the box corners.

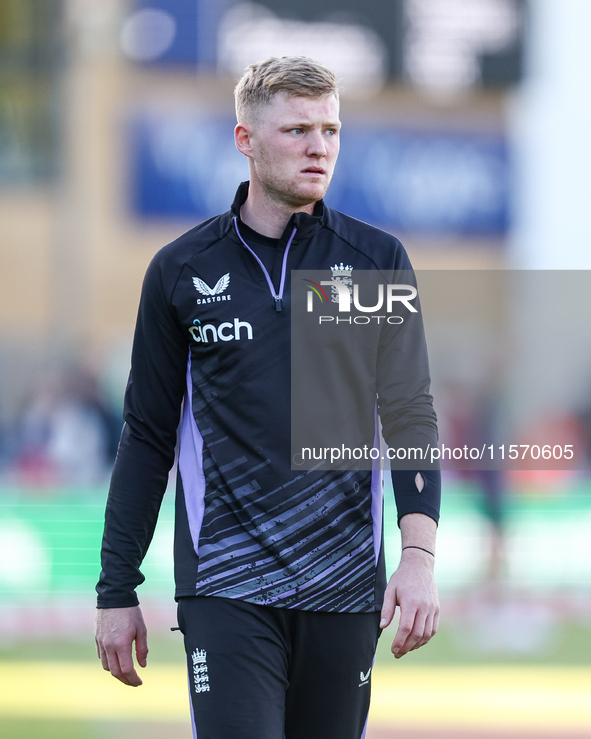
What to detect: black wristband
<box><xmin>402</xmin><ymin>545</ymin><xmax>435</xmax><ymax>557</ymax></box>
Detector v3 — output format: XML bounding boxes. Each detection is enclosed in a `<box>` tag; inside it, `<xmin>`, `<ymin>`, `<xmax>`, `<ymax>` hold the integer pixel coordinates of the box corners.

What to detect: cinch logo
<box><xmin>188</xmin><ymin>318</ymin><xmax>253</xmax><ymax>343</ymax></box>
<box><xmin>193</xmin><ymin>273</ymin><xmax>232</xmax><ymax>305</ymax></box>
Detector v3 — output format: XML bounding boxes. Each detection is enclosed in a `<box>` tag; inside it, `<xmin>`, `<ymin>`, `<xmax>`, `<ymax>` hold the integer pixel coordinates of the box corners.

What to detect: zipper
<box><xmin>233</xmin><ymin>217</ymin><xmax>296</xmax><ymax>312</ymax></box>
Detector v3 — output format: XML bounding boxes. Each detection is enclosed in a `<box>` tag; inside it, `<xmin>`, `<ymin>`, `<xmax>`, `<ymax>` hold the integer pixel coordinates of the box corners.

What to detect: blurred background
<box><xmin>1</xmin><ymin>0</ymin><xmax>591</xmax><ymax>737</ymax></box>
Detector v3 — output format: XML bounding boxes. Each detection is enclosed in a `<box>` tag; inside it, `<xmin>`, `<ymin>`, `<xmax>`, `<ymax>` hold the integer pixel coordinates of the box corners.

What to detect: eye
<box><xmin>290</xmin><ymin>128</ymin><xmax>303</xmax><ymax>134</ymax></box>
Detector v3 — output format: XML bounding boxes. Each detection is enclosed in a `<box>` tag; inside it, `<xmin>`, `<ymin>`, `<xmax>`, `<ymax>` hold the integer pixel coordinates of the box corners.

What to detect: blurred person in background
<box><xmin>8</xmin><ymin>365</ymin><xmax>119</xmax><ymax>488</ymax></box>
<box><xmin>95</xmin><ymin>56</ymin><xmax>440</xmax><ymax>739</ymax></box>
<box><xmin>440</xmin><ymin>381</ymin><xmax>508</xmax><ymax>590</ymax></box>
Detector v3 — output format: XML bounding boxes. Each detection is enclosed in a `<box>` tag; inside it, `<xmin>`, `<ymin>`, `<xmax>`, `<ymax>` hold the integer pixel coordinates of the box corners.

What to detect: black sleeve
<box><xmin>376</xmin><ymin>256</ymin><xmax>441</xmax><ymax>526</ymax></box>
<box><xmin>96</xmin><ymin>252</ymin><xmax>188</xmax><ymax>608</ymax></box>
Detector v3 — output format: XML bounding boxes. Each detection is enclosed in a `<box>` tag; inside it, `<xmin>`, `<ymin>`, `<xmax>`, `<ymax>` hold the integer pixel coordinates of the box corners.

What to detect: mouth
<box><xmin>302</xmin><ymin>167</ymin><xmax>325</xmax><ymax>175</ymax></box>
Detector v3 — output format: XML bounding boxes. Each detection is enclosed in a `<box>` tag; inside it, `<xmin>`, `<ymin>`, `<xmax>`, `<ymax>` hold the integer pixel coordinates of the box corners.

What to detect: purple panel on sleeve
<box><xmin>179</xmin><ymin>355</ymin><xmax>206</xmax><ymax>554</ymax></box>
<box><xmin>371</xmin><ymin>405</ymin><xmax>384</xmax><ymax>565</ymax></box>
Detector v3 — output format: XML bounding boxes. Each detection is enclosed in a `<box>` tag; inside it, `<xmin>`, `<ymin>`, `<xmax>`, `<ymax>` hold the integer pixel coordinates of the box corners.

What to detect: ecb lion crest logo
<box><xmin>330</xmin><ymin>263</ymin><xmax>353</xmax><ymax>304</ymax></box>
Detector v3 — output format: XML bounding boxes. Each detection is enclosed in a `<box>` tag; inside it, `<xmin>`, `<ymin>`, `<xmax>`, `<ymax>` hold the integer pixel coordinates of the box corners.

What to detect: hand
<box><xmin>379</xmin><ymin>548</ymin><xmax>439</xmax><ymax>659</ymax></box>
<box><xmin>94</xmin><ymin>606</ymin><xmax>148</xmax><ymax>686</ymax></box>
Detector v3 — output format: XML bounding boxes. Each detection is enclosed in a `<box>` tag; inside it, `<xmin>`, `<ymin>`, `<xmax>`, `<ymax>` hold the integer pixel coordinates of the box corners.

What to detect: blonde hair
<box><xmin>234</xmin><ymin>56</ymin><xmax>339</xmax><ymax>124</ymax></box>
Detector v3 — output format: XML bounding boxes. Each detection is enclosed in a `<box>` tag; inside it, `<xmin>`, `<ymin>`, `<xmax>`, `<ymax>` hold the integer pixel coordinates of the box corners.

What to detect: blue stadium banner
<box><xmin>121</xmin><ymin>0</ymin><xmax>233</xmax><ymax>66</ymax></box>
<box><xmin>121</xmin><ymin>0</ymin><xmax>526</xmax><ymax>89</ymax></box>
<box><xmin>130</xmin><ymin>113</ymin><xmax>511</xmax><ymax>236</ymax></box>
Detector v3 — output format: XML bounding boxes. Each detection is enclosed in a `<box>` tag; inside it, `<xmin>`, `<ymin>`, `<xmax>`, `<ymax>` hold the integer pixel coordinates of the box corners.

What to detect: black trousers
<box><xmin>177</xmin><ymin>596</ymin><xmax>382</xmax><ymax>739</ymax></box>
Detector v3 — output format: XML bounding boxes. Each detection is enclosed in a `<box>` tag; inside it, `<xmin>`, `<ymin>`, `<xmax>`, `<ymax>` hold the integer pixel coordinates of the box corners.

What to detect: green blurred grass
<box><xmin>2</xmin><ymin>619</ymin><xmax>591</xmax><ymax>666</ymax></box>
<box><xmin>0</xmin><ymin>634</ymin><xmax>185</xmax><ymax>664</ymax></box>
<box><xmin>0</xmin><ymin>719</ymin><xmax>94</xmax><ymax>739</ymax></box>
<box><xmin>376</xmin><ymin>620</ymin><xmax>591</xmax><ymax>665</ymax></box>
<box><xmin>0</xmin><ymin>720</ymin><xmax>192</xmax><ymax>739</ymax></box>
<box><xmin>2</xmin><ymin>621</ymin><xmax>591</xmax><ymax>739</ymax></box>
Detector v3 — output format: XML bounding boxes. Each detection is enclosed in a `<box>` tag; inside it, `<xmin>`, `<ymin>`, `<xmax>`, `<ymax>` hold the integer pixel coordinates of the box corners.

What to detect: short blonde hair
<box><xmin>234</xmin><ymin>56</ymin><xmax>339</xmax><ymax>124</ymax></box>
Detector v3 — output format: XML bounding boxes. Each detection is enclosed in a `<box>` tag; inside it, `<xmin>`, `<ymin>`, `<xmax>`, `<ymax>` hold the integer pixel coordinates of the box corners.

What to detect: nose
<box><xmin>306</xmin><ymin>130</ymin><xmax>327</xmax><ymax>158</ymax></box>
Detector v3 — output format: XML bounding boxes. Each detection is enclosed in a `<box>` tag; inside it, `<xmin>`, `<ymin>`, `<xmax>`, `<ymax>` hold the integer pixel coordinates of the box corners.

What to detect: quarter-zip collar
<box><xmin>234</xmin><ymin>217</ymin><xmax>295</xmax><ymax>312</ymax></box>
<box><xmin>229</xmin><ymin>181</ymin><xmax>324</xmax><ymax>244</ymax></box>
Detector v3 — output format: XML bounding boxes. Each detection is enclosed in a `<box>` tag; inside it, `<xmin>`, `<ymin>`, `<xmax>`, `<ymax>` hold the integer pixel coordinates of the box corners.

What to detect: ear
<box><xmin>235</xmin><ymin>122</ymin><xmax>254</xmax><ymax>159</ymax></box>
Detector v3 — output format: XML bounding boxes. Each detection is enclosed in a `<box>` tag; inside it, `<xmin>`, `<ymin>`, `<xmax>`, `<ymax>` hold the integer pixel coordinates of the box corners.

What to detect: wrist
<box><xmin>400</xmin><ymin>545</ymin><xmax>435</xmax><ymax>569</ymax></box>
<box><xmin>401</xmin><ymin>545</ymin><xmax>435</xmax><ymax>558</ymax></box>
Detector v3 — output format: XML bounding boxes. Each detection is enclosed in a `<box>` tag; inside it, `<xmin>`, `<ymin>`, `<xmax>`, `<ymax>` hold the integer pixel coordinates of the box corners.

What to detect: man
<box><xmin>95</xmin><ymin>56</ymin><xmax>440</xmax><ymax>739</ymax></box>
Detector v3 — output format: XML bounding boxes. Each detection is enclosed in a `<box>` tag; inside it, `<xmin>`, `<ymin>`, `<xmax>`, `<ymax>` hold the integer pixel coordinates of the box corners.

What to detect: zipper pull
<box><xmin>275</xmin><ymin>297</ymin><xmax>282</xmax><ymax>312</ymax></box>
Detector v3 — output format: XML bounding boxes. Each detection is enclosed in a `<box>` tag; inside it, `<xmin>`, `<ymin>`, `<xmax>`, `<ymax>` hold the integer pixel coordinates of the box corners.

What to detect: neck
<box><xmin>240</xmin><ymin>178</ymin><xmax>315</xmax><ymax>238</ymax></box>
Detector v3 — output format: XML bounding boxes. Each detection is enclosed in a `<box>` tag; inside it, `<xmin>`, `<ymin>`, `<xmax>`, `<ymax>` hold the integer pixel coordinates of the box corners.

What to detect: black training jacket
<box><xmin>96</xmin><ymin>182</ymin><xmax>440</xmax><ymax>613</ymax></box>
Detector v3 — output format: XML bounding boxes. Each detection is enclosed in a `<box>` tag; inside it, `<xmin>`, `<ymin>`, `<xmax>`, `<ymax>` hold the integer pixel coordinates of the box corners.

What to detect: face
<box><xmin>238</xmin><ymin>93</ymin><xmax>341</xmax><ymax>208</ymax></box>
